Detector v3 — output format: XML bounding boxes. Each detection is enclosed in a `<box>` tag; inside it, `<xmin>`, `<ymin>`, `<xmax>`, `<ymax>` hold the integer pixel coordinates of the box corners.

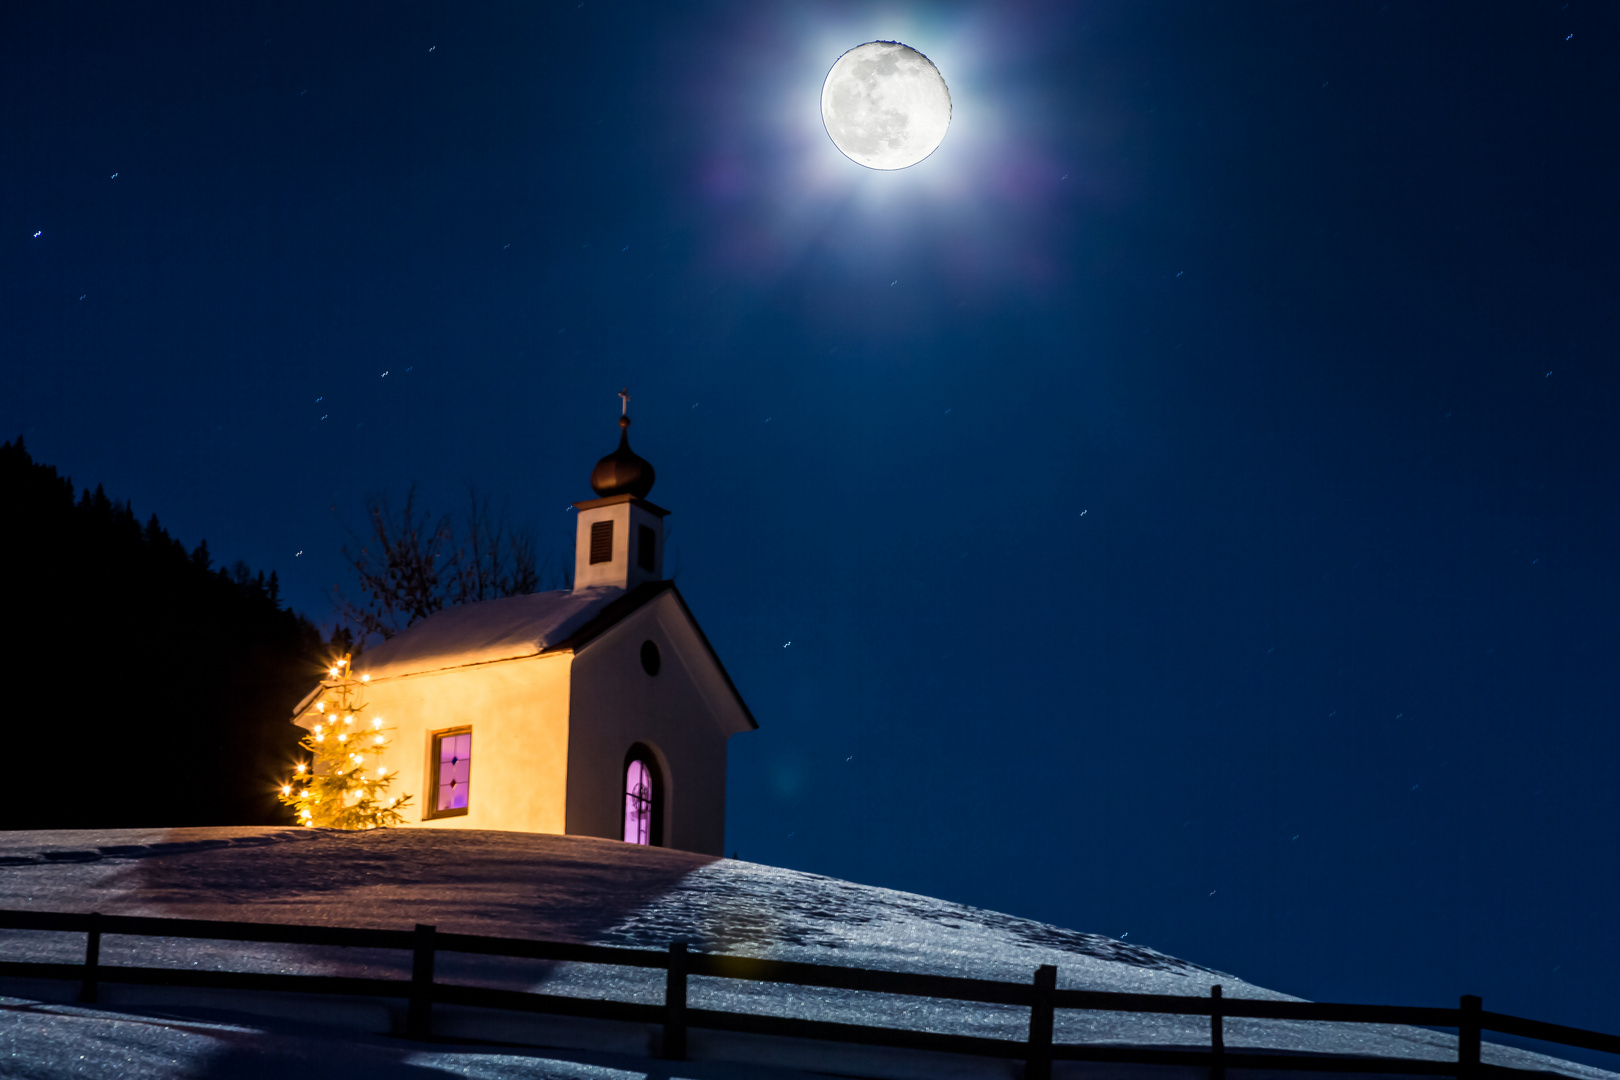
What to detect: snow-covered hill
<box><xmin>0</xmin><ymin>828</ymin><xmax>1610</xmax><ymax>1080</ymax></box>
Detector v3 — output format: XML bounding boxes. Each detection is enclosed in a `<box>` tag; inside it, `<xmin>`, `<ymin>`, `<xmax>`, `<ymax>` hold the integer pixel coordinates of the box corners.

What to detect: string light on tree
<box><xmin>278</xmin><ymin>654</ymin><xmax>413</xmax><ymax>829</ymax></box>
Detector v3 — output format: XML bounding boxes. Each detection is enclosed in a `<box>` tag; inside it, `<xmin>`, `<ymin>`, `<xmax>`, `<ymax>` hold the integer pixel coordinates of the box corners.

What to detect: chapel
<box><xmin>289</xmin><ymin>401</ymin><xmax>756</xmax><ymax>856</ymax></box>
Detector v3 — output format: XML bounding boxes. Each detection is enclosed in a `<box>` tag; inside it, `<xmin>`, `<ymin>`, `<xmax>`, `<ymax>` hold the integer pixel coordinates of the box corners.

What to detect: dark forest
<box><xmin>2</xmin><ymin>439</ymin><xmax>332</xmax><ymax>828</ymax></box>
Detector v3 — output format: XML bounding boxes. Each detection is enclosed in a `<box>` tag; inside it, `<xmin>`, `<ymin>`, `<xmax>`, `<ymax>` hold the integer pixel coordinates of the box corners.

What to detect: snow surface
<box><xmin>0</xmin><ymin>1001</ymin><xmax>848</xmax><ymax>1080</ymax></box>
<box><xmin>350</xmin><ymin>587</ymin><xmax>626</xmax><ymax>680</ymax></box>
<box><xmin>0</xmin><ymin>827</ymin><xmax>1611</xmax><ymax>1080</ymax></box>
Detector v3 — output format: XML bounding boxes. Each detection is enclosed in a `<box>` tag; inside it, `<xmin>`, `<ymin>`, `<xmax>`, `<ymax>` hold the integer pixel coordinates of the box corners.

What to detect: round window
<box><xmin>640</xmin><ymin>640</ymin><xmax>662</xmax><ymax>676</ymax></box>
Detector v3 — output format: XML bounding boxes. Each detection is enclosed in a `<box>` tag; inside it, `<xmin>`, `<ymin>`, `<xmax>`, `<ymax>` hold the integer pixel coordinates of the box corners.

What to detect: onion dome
<box><xmin>590</xmin><ymin>414</ymin><xmax>656</xmax><ymax>498</ymax></box>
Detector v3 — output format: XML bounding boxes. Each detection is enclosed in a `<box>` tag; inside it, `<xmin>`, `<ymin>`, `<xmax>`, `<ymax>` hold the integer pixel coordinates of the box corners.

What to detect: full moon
<box><xmin>821</xmin><ymin>41</ymin><xmax>952</xmax><ymax>171</ymax></box>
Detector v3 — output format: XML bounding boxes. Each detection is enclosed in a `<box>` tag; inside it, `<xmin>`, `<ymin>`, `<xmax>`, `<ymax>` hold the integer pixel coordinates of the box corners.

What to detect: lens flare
<box><xmin>671</xmin><ymin>5</ymin><xmax>1092</xmax><ymax>302</ymax></box>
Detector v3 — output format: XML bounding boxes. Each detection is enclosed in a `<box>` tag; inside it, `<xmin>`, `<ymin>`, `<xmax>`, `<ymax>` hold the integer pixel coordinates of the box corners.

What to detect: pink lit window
<box><xmin>432</xmin><ymin>729</ymin><xmax>472</xmax><ymax>817</ymax></box>
<box><xmin>624</xmin><ymin>759</ymin><xmax>654</xmax><ymax>845</ymax></box>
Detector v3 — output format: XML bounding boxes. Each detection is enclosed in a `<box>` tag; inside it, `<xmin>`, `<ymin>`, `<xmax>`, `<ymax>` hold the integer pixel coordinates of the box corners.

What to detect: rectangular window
<box><xmin>589</xmin><ymin>520</ymin><xmax>613</xmax><ymax>564</ymax></box>
<box><xmin>428</xmin><ymin>727</ymin><xmax>472</xmax><ymax>819</ymax></box>
<box><xmin>637</xmin><ymin>525</ymin><xmax>656</xmax><ymax>572</ymax></box>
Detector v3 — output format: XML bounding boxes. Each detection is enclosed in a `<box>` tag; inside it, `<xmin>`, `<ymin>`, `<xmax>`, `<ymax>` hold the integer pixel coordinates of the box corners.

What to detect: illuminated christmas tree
<box><xmin>279</xmin><ymin>655</ymin><xmax>412</xmax><ymax>829</ymax></box>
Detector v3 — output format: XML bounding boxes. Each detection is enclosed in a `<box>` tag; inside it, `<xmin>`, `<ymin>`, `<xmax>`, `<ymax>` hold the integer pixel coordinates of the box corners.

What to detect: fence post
<box><xmin>1210</xmin><ymin>984</ymin><xmax>1225</xmax><ymax>1080</ymax></box>
<box><xmin>663</xmin><ymin>941</ymin><xmax>689</xmax><ymax>1061</ymax></box>
<box><xmin>1026</xmin><ymin>964</ymin><xmax>1057</xmax><ymax>1080</ymax></box>
<box><xmin>408</xmin><ymin>924</ymin><xmax>436</xmax><ymax>1040</ymax></box>
<box><xmin>79</xmin><ymin>912</ymin><xmax>101</xmax><ymax>1005</ymax></box>
<box><xmin>1458</xmin><ymin>995</ymin><xmax>1482</xmax><ymax>1080</ymax></box>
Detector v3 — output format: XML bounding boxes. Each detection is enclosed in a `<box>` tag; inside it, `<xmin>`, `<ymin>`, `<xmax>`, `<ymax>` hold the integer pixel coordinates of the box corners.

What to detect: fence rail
<box><xmin>1</xmin><ymin>908</ymin><xmax>1615</xmax><ymax>1079</ymax></box>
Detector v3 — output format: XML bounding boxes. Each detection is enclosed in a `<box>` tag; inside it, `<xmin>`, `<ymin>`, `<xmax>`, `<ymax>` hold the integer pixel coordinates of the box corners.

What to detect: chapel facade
<box><xmin>289</xmin><ymin>403</ymin><xmax>756</xmax><ymax>855</ymax></box>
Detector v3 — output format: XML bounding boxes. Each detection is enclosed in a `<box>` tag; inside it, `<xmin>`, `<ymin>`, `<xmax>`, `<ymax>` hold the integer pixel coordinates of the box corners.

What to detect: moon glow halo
<box><xmin>821</xmin><ymin>41</ymin><xmax>952</xmax><ymax>170</ymax></box>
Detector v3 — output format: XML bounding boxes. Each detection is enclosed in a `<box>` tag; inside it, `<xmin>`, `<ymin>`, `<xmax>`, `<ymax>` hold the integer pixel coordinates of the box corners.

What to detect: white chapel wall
<box><xmin>565</xmin><ymin>592</ymin><xmax>734</xmax><ymax>856</ymax></box>
<box><xmin>317</xmin><ymin>653</ymin><xmax>574</xmax><ymax>834</ymax></box>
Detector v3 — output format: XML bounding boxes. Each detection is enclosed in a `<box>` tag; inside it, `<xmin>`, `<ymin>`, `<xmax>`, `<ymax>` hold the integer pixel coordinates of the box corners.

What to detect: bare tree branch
<box><xmin>335</xmin><ymin>483</ymin><xmax>549</xmax><ymax>641</ymax></box>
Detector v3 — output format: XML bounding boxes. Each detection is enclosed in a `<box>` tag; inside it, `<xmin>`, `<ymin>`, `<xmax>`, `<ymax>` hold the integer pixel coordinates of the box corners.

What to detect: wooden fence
<box><xmin>1</xmin><ymin>909</ymin><xmax>1616</xmax><ymax>1080</ymax></box>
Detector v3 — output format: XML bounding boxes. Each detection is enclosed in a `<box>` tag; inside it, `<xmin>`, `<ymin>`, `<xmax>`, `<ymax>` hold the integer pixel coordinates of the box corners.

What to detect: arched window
<box><xmin>622</xmin><ymin>746</ymin><xmax>663</xmax><ymax>846</ymax></box>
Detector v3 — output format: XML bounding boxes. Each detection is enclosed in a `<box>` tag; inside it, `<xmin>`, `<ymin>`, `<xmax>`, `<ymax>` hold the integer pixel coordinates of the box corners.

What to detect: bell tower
<box><xmin>573</xmin><ymin>390</ymin><xmax>669</xmax><ymax>592</ymax></box>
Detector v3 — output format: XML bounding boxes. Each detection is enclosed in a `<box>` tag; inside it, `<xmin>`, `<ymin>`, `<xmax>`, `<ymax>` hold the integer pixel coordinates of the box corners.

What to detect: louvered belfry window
<box><xmin>590</xmin><ymin>520</ymin><xmax>613</xmax><ymax>564</ymax></box>
<box><xmin>637</xmin><ymin>525</ymin><xmax>656</xmax><ymax>572</ymax></box>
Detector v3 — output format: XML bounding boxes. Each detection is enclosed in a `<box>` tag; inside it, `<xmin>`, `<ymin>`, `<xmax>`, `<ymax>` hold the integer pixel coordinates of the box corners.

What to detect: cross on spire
<box><xmin>619</xmin><ymin>387</ymin><xmax>630</xmax><ymax>416</ymax></box>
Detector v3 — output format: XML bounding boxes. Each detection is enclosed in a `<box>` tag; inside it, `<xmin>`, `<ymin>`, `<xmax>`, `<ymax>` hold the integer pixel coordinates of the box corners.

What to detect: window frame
<box><xmin>621</xmin><ymin>744</ymin><xmax>664</xmax><ymax>847</ymax></box>
<box><xmin>426</xmin><ymin>725</ymin><xmax>473</xmax><ymax>820</ymax></box>
<box><xmin>637</xmin><ymin>524</ymin><xmax>656</xmax><ymax>572</ymax></box>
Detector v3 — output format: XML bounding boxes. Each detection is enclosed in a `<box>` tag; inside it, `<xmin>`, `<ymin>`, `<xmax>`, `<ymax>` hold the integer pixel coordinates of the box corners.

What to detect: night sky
<box><xmin>5</xmin><ymin>0</ymin><xmax>1618</xmax><ymax>1051</ymax></box>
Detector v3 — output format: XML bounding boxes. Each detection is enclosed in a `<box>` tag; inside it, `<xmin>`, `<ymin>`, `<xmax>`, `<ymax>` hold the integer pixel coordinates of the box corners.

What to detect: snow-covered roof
<box><xmin>350</xmin><ymin>585</ymin><xmax>630</xmax><ymax>681</ymax></box>
<box><xmin>291</xmin><ymin>580</ymin><xmax>755</xmax><ymax>728</ymax></box>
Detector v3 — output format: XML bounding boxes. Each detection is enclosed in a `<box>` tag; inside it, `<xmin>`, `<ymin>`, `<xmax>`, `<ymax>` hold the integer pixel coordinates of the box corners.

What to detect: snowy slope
<box><xmin>0</xmin><ymin>827</ymin><xmax>1611</xmax><ymax>1080</ymax></box>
